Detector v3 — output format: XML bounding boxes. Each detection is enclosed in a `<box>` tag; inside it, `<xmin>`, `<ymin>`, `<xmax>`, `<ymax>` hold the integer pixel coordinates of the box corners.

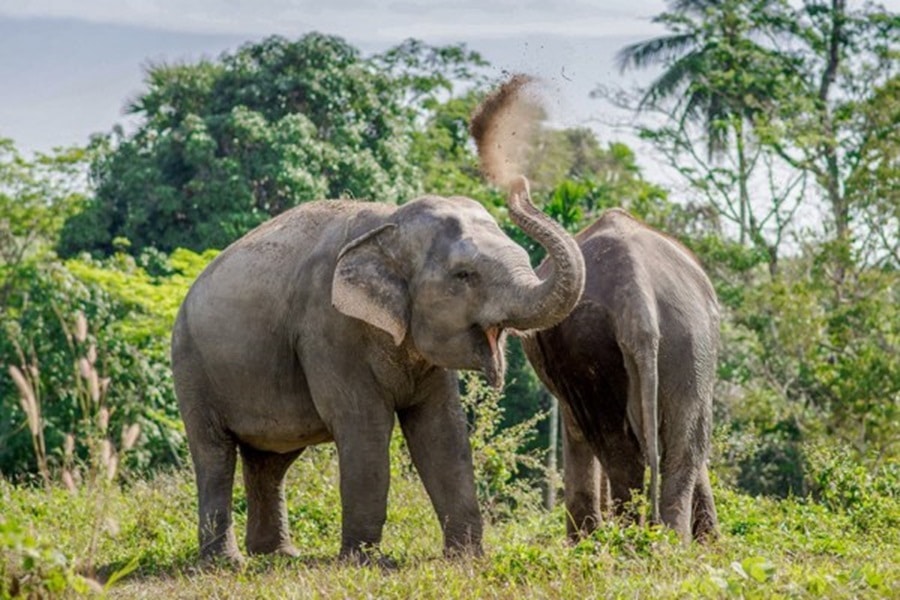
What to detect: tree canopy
<box><xmin>58</xmin><ymin>34</ymin><xmax>437</xmax><ymax>256</ymax></box>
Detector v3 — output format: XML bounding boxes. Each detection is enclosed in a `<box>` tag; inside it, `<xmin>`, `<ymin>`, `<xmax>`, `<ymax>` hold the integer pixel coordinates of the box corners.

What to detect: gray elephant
<box><xmin>522</xmin><ymin>208</ymin><xmax>719</xmax><ymax>543</ymax></box>
<box><xmin>171</xmin><ymin>177</ymin><xmax>585</xmax><ymax>564</ymax></box>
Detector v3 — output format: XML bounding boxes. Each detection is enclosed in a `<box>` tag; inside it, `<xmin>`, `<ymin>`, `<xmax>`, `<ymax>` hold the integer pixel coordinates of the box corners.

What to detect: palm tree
<box><xmin>617</xmin><ymin>0</ymin><xmax>793</xmax><ymax>247</ymax></box>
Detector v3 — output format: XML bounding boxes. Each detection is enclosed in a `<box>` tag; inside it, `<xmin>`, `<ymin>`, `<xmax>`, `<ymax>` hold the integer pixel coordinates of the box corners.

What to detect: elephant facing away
<box><xmin>522</xmin><ymin>208</ymin><xmax>719</xmax><ymax>543</ymax></box>
<box><xmin>171</xmin><ymin>177</ymin><xmax>584</xmax><ymax>565</ymax></box>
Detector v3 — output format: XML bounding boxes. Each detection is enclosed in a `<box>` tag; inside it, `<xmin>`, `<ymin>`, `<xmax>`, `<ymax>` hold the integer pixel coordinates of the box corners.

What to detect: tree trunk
<box><xmin>820</xmin><ymin>0</ymin><xmax>850</xmax><ymax>294</ymax></box>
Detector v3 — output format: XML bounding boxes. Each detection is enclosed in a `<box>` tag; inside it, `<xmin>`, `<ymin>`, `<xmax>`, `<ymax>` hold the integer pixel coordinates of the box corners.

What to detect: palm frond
<box><xmin>638</xmin><ymin>49</ymin><xmax>705</xmax><ymax>108</ymax></box>
<box><xmin>669</xmin><ymin>0</ymin><xmax>723</xmax><ymax>17</ymax></box>
<box><xmin>704</xmin><ymin>94</ymin><xmax>732</xmax><ymax>157</ymax></box>
<box><xmin>616</xmin><ymin>32</ymin><xmax>698</xmax><ymax>73</ymax></box>
<box><xmin>678</xmin><ymin>88</ymin><xmax>710</xmax><ymax>128</ymax></box>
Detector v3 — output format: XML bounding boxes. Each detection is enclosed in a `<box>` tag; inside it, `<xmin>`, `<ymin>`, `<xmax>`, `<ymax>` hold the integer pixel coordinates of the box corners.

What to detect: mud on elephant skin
<box><xmin>523</xmin><ymin>208</ymin><xmax>720</xmax><ymax>543</ymax></box>
<box><xmin>171</xmin><ymin>179</ymin><xmax>584</xmax><ymax>565</ymax></box>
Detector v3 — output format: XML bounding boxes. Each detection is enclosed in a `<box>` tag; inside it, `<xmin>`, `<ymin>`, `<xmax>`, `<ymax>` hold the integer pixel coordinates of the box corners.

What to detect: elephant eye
<box><xmin>452</xmin><ymin>269</ymin><xmax>474</xmax><ymax>283</ymax></box>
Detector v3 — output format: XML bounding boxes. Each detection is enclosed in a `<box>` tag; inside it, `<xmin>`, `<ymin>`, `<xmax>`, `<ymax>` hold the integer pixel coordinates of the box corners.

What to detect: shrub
<box><xmin>0</xmin><ymin>249</ymin><xmax>213</xmax><ymax>479</ymax></box>
<box><xmin>805</xmin><ymin>441</ymin><xmax>900</xmax><ymax>533</ymax></box>
<box><xmin>459</xmin><ymin>372</ymin><xmax>545</xmax><ymax>520</ymax></box>
<box><xmin>0</xmin><ymin>514</ymin><xmax>99</xmax><ymax>598</ymax></box>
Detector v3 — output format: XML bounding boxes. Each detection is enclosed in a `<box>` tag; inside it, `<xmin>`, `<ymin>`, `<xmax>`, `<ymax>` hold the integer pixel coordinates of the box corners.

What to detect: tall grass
<box><xmin>2</xmin><ymin>446</ymin><xmax>897</xmax><ymax>598</ymax></box>
<box><xmin>3</xmin><ymin>311</ymin><xmax>142</xmax><ymax>594</ymax></box>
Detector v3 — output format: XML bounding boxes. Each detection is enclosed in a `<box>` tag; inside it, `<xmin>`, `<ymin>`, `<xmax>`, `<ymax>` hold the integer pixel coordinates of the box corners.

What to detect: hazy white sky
<box><xmin>0</xmin><ymin>1</ymin><xmax>676</xmax><ymax>155</ymax></box>
<box><xmin>0</xmin><ymin>1</ymin><xmax>896</xmax><ymax>157</ymax></box>
<box><xmin>0</xmin><ymin>1</ymin><xmax>670</xmax><ymax>40</ymax></box>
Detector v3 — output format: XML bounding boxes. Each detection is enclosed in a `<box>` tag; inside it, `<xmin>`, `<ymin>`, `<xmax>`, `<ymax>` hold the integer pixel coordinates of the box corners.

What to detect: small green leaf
<box><xmin>742</xmin><ymin>556</ymin><xmax>775</xmax><ymax>583</ymax></box>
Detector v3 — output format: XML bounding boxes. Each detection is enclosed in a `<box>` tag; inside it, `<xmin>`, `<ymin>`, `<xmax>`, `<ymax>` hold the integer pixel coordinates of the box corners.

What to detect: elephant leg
<box><xmin>240</xmin><ymin>445</ymin><xmax>303</xmax><ymax>556</ymax></box>
<box><xmin>598</xmin><ymin>464</ymin><xmax>611</xmax><ymax>516</ymax></box>
<box><xmin>188</xmin><ymin>433</ymin><xmax>241</xmax><ymax>564</ymax></box>
<box><xmin>691</xmin><ymin>464</ymin><xmax>718</xmax><ymax>541</ymax></box>
<box><xmin>399</xmin><ymin>373</ymin><xmax>483</xmax><ymax>556</ymax></box>
<box><xmin>332</xmin><ymin>407</ymin><xmax>395</xmax><ymax>563</ymax></box>
<box><xmin>621</xmin><ymin>340</ymin><xmax>661</xmax><ymax>526</ymax></box>
<box><xmin>658</xmin><ymin>384</ymin><xmax>714</xmax><ymax>542</ymax></box>
<box><xmin>598</xmin><ymin>427</ymin><xmax>645</xmax><ymax>523</ymax></box>
<box><xmin>560</xmin><ymin>408</ymin><xmax>602</xmax><ymax>542</ymax></box>
<box><xmin>659</xmin><ymin>448</ymin><xmax>699</xmax><ymax>542</ymax></box>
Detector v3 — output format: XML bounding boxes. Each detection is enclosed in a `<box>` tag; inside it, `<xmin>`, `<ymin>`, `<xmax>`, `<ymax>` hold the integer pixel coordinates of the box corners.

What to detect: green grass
<box><xmin>2</xmin><ymin>445</ymin><xmax>898</xmax><ymax>599</ymax></box>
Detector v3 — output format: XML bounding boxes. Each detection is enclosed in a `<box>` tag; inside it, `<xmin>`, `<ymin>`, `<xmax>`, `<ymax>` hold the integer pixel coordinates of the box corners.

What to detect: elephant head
<box><xmin>332</xmin><ymin>177</ymin><xmax>585</xmax><ymax>387</ymax></box>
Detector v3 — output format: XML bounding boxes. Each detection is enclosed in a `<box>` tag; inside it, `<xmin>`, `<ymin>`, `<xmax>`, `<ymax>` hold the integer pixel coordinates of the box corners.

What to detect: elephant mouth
<box><xmin>481</xmin><ymin>325</ymin><xmax>507</xmax><ymax>389</ymax></box>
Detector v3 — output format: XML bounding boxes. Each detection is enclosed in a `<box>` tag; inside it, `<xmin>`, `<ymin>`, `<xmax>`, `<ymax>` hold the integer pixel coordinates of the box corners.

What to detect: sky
<box><xmin>1</xmin><ymin>1</ymin><xmax>896</xmax><ymax>165</ymax></box>
<box><xmin>0</xmin><ymin>1</ymin><xmax>675</xmax><ymax>156</ymax></box>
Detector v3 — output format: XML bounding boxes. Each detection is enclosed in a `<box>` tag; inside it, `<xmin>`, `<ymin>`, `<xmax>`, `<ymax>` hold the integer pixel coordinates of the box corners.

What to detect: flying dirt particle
<box><xmin>470</xmin><ymin>73</ymin><xmax>544</xmax><ymax>189</ymax></box>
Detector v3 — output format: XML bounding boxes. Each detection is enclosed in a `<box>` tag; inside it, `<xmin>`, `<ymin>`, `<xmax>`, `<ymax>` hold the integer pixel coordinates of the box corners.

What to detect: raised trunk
<box><xmin>502</xmin><ymin>177</ymin><xmax>585</xmax><ymax>331</ymax></box>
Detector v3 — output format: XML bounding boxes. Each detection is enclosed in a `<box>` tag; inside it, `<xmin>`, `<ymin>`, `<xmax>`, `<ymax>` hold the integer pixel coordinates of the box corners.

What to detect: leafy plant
<box><xmin>0</xmin><ymin>515</ymin><xmax>99</xmax><ymax>598</ymax></box>
<box><xmin>459</xmin><ymin>373</ymin><xmax>545</xmax><ymax>520</ymax></box>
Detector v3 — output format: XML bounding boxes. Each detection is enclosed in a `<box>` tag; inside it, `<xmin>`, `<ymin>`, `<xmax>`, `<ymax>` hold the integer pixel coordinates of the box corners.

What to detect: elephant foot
<box><xmin>247</xmin><ymin>543</ymin><xmax>301</xmax><ymax>558</ymax></box>
<box><xmin>443</xmin><ymin>541</ymin><xmax>484</xmax><ymax>560</ymax></box>
<box><xmin>692</xmin><ymin>516</ymin><xmax>719</xmax><ymax>543</ymax></box>
<box><xmin>276</xmin><ymin>544</ymin><xmax>301</xmax><ymax>558</ymax></box>
<box><xmin>339</xmin><ymin>546</ymin><xmax>398</xmax><ymax>570</ymax></box>
<box><xmin>199</xmin><ymin>530</ymin><xmax>245</xmax><ymax>570</ymax></box>
<box><xmin>198</xmin><ymin>549</ymin><xmax>246</xmax><ymax>570</ymax></box>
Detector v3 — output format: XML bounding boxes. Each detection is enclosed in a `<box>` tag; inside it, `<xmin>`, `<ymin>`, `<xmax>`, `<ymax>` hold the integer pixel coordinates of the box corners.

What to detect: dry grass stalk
<box><xmin>78</xmin><ymin>357</ymin><xmax>92</xmax><ymax>380</ymax></box>
<box><xmin>100</xmin><ymin>439</ymin><xmax>112</xmax><ymax>472</ymax></box>
<box><xmin>106</xmin><ymin>453</ymin><xmax>119</xmax><ymax>482</ymax></box>
<box><xmin>98</xmin><ymin>407</ymin><xmax>110</xmax><ymax>433</ymax></box>
<box><xmin>74</xmin><ymin>311</ymin><xmax>88</xmax><ymax>343</ymax></box>
<box><xmin>61</xmin><ymin>469</ymin><xmax>77</xmax><ymax>493</ymax></box>
<box><xmin>9</xmin><ymin>363</ymin><xmax>50</xmax><ymax>487</ymax></box>
<box><xmin>64</xmin><ymin>433</ymin><xmax>75</xmax><ymax>460</ymax></box>
<box><xmin>9</xmin><ymin>365</ymin><xmax>39</xmax><ymax>436</ymax></box>
<box><xmin>121</xmin><ymin>424</ymin><xmax>141</xmax><ymax>452</ymax></box>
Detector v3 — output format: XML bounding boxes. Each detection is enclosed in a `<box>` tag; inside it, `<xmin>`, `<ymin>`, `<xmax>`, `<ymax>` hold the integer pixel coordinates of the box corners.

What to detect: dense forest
<box><xmin>1</xmin><ymin>0</ymin><xmax>898</xmax><ymax>596</ymax></box>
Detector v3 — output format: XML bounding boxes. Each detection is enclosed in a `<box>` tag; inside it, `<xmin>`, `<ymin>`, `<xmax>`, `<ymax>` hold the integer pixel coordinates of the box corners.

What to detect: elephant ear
<box><xmin>332</xmin><ymin>224</ymin><xmax>409</xmax><ymax>346</ymax></box>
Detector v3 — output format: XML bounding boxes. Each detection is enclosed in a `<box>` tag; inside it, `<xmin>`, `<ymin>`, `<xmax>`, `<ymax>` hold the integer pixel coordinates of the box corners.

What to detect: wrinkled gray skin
<box><xmin>523</xmin><ymin>208</ymin><xmax>719</xmax><ymax>543</ymax></box>
<box><xmin>172</xmin><ymin>178</ymin><xmax>585</xmax><ymax>564</ymax></box>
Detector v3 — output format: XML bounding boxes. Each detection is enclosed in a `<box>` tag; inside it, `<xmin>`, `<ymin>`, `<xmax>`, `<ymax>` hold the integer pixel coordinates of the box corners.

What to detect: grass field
<box><xmin>2</xmin><ymin>443</ymin><xmax>898</xmax><ymax>599</ymax></box>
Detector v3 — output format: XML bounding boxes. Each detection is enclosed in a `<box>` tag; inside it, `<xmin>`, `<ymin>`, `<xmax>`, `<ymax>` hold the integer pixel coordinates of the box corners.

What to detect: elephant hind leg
<box><xmin>598</xmin><ymin>429</ymin><xmax>645</xmax><ymax>524</ymax></box>
<box><xmin>562</xmin><ymin>417</ymin><xmax>602</xmax><ymax>542</ymax></box>
<box><xmin>691</xmin><ymin>465</ymin><xmax>718</xmax><ymax>542</ymax></box>
<box><xmin>188</xmin><ymin>433</ymin><xmax>242</xmax><ymax>564</ymax></box>
<box><xmin>240</xmin><ymin>445</ymin><xmax>304</xmax><ymax>556</ymax></box>
<box><xmin>659</xmin><ymin>449</ymin><xmax>700</xmax><ymax>543</ymax></box>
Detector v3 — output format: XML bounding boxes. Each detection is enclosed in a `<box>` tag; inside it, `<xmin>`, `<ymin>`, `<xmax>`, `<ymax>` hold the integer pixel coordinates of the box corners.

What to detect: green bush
<box><xmin>459</xmin><ymin>372</ymin><xmax>545</xmax><ymax>520</ymax></box>
<box><xmin>0</xmin><ymin>514</ymin><xmax>98</xmax><ymax>598</ymax></box>
<box><xmin>0</xmin><ymin>249</ymin><xmax>213</xmax><ymax>480</ymax></box>
<box><xmin>805</xmin><ymin>441</ymin><xmax>900</xmax><ymax>533</ymax></box>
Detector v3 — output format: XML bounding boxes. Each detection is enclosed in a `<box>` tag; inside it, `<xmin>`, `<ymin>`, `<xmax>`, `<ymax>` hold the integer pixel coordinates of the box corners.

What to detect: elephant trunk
<box><xmin>501</xmin><ymin>176</ymin><xmax>585</xmax><ymax>331</ymax></box>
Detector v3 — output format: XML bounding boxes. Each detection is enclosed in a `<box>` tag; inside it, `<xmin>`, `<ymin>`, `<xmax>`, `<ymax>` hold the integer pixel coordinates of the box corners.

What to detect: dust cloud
<box><xmin>470</xmin><ymin>74</ymin><xmax>544</xmax><ymax>189</ymax></box>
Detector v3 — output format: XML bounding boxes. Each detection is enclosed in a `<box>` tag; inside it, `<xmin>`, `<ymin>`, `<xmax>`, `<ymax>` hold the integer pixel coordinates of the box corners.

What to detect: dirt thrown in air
<box><xmin>470</xmin><ymin>74</ymin><xmax>543</xmax><ymax>189</ymax></box>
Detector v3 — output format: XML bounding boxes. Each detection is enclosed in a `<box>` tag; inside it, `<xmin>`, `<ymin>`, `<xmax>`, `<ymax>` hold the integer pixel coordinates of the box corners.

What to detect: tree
<box><xmin>752</xmin><ymin>0</ymin><xmax>899</xmax><ymax>285</ymax></box>
<box><xmin>58</xmin><ymin>34</ymin><xmax>423</xmax><ymax>257</ymax></box>
<box><xmin>0</xmin><ymin>138</ymin><xmax>89</xmax><ymax>305</ymax></box>
<box><xmin>845</xmin><ymin>75</ymin><xmax>900</xmax><ymax>268</ymax></box>
<box><xmin>616</xmin><ymin>0</ymin><xmax>805</xmax><ymax>274</ymax></box>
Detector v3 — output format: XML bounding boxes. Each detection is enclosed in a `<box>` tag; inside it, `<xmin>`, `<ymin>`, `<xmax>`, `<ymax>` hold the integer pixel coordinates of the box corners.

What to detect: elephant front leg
<box><xmin>399</xmin><ymin>375</ymin><xmax>483</xmax><ymax>557</ymax></box>
<box><xmin>333</xmin><ymin>410</ymin><xmax>395</xmax><ymax>564</ymax></box>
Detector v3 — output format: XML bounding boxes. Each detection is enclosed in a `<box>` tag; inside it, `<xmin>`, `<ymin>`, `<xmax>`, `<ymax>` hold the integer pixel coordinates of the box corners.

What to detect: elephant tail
<box><xmin>636</xmin><ymin>342</ymin><xmax>661</xmax><ymax>526</ymax></box>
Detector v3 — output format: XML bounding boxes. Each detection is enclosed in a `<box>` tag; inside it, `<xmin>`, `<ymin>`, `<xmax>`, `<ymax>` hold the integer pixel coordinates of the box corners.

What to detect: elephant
<box><xmin>171</xmin><ymin>176</ymin><xmax>585</xmax><ymax>565</ymax></box>
<box><xmin>522</xmin><ymin>208</ymin><xmax>719</xmax><ymax>543</ymax></box>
